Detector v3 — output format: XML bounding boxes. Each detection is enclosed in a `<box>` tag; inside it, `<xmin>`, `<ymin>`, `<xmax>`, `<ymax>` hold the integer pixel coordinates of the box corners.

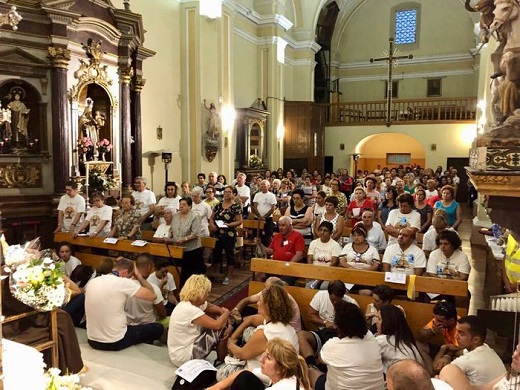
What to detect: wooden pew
<box><xmin>54</xmin><ymin>232</ymin><xmax>185</xmax><ymax>259</ymax></box>
<box><xmin>249</xmin><ymin>258</ymin><xmax>469</xmax><ymax>336</ymax></box>
<box><xmin>54</xmin><ymin>232</ymin><xmax>185</xmax><ymax>286</ymax></box>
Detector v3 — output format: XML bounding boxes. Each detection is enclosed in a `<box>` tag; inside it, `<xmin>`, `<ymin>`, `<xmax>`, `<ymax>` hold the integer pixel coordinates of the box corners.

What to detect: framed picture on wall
<box><xmin>387</xmin><ymin>153</ymin><xmax>411</xmax><ymax>165</ymax></box>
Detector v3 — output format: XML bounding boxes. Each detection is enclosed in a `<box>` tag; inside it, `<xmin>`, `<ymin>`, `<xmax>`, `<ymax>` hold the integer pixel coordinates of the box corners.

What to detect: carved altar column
<box><xmin>131</xmin><ymin>75</ymin><xmax>145</xmax><ymax>179</ymax></box>
<box><xmin>48</xmin><ymin>47</ymin><xmax>72</xmax><ymax>194</ymax></box>
<box><xmin>119</xmin><ymin>66</ymin><xmax>133</xmax><ymax>193</ymax></box>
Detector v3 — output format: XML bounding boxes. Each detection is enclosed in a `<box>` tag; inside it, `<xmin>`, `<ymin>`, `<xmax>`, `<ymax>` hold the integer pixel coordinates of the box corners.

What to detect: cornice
<box><xmin>339</xmin><ymin>68</ymin><xmax>475</xmax><ymax>83</ymax></box>
<box><xmin>234</xmin><ymin>26</ymin><xmax>320</xmax><ymax>53</ymax></box>
<box><xmin>332</xmin><ymin>52</ymin><xmax>474</xmax><ymax>70</ymax></box>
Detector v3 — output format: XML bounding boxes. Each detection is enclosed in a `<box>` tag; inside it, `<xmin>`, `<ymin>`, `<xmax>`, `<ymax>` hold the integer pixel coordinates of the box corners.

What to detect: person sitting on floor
<box><xmin>55</xmin><ymin>242</ymin><xmax>81</xmax><ymax>277</ymax></box>
<box><xmin>297</xmin><ymin>280</ymin><xmax>359</xmax><ymax>369</ymax></box>
<box><xmin>309</xmin><ymin>301</ymin><xmax>384</xmax><ymax>390</ymax></box>
<box><xmin>364</xmin><ymin>284</ymin><xmax>400</xmax><ymax>331</ymax></box>
<box><xmin>207</xmin><ymin>338</ymin><xmax>311</xmax><ymax>390</ymax></box>
<box><xmin>438</xmin><ymin>316</ymin><xmax>506</xmax><ymax>388</ymax></box>
<box><xmin>212</xmin><ymin>284</ymin><xmax>299</xmax><ymax>386</ymax></box>
<box><xmin>387</xmin><ymin>359</ymin><xmax>453</xmax><ymax>390</ymax></box>
<box><xmin>375</xmin><ymin>305</ymin><xmax>425</xmax><ymax>373</ymax></box>
<box><xmin>231</xmin><ymin>276</ymin><xmax>302</xmax><ymax>332</ymax></box>
<box><xmin>416</xmin><ymin>300</ymin><xmax>459</xmax><ymax>372</ymax></box>
<box><xmin>147</xmin><ymin>257</ymin><xmax>178</xmax><ymax>315</ymax></box>
<box><xmin>167</xmin><ymin>274</ymin><xmax>231</xmax><ymax>370</ymax></box>
<box><xmin>382</xmin><ymin>227</ymin><xmax>427</xmax><ymax>275</ymax></box>
<box><xmin>125</xmin><ymin>254</ymin><xmax>167</xmax><ymax>328</ymax></box>
<box><xmin>85</xmin><ymin>258</ymin><xmax>163</xmax><ymax>351</ymax></box>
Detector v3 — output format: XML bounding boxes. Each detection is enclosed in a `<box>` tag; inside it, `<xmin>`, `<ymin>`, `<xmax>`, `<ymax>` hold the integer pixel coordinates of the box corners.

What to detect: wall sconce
<box><xmin>199</xmin><ymin>0</ymin><xmax>222</xmax><ymax>19</ymax></box>
<box><xmin>221</xmin><ymin>105</ymin><xmax>236</xmax><ymax>148</ymax></box>
<box><xmin>162</xmin><ymin>151</ymin><xmax>172</xmax><ymax>182</ymax></box>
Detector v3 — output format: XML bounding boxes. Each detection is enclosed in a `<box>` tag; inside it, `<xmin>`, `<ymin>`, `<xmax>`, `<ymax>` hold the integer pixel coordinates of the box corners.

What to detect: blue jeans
<box><xmin>88</xmin><ymin>323</ymin><xmax>163</xmax><ymax>351</ymax></box>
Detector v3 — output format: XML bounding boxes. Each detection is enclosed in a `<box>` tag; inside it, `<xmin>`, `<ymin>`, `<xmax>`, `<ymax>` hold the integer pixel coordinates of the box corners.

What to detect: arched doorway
<box><xmin>355</xmin><ymin>133</ymin><xmax>425</xmax><ymax>174</ymax></box>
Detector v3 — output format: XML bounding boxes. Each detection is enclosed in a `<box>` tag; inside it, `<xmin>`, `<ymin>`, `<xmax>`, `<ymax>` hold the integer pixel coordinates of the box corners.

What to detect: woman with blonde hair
<box><xmin>346</xmin><ymin>186</ymin><xmax>374</xmax><ymax>227</ymax></box>
<box><xmin>167</xmin><ymin>274</ymin><xmax>231</xmax><ymax>370</ymax></box>
<box><xmin>207</xmin><ymin>338</ymin><xmax>311</xmax><ymax>390</ymax></box>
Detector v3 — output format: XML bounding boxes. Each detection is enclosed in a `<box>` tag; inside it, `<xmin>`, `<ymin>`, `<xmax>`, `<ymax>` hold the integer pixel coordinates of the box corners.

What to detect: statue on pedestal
<box><xmin>6</xmin><ymin>87</ymin><xmax>30</xmax><ymax>145</ymax></box>
<box><xmin>203</xmin><ymin>99</ymin><xmax>220</xmax><ymax>162</ymax></box>
<box><xmin>79</xmin><ymin>98</ymin><xmax>101</xmax><ymax>159</ymax></box>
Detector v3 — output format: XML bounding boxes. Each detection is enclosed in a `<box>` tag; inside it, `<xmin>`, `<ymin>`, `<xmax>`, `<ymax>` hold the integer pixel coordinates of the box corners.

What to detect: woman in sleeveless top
<box><xmin>433</xmin><ymin>185</ymin><xmax>461</xmax><ymax>230</ymax></box>
<box><xmin>313</xmin><ymin>196</ymin><xmax>345</xmax><ymax>242</ymax></box>
<box><xmin>285</xmin><ymin>189</ymin><xmax>313</xmax><ymax>237</ymax></box>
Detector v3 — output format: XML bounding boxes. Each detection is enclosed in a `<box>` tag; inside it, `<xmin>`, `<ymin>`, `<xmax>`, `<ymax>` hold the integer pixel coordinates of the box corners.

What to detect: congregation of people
<box><xmin>46</xmin><ymin>164</ymin><xmax>520</xmax><ymax>389</ymax></box>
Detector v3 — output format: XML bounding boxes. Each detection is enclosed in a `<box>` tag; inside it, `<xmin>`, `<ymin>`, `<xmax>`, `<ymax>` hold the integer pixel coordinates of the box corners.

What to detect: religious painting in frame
<box><xmin>387</xmin><ymin>153</ymin><xmax>411</xmax><ymax>165</ymax></box>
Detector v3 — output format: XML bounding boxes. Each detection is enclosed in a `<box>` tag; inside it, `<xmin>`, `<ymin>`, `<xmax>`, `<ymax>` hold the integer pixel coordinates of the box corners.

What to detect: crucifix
<box><xmin>370</xmin><ymin>37</ymin><xmax>413</xmax><ymax>127</ymax></box>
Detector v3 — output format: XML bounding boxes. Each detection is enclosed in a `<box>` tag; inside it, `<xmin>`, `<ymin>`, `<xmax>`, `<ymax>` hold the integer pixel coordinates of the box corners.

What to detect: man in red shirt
<box><xmin>255</xmin><ymin>216</ymin><xmax>305</xmax><ymax>283</ymax></box>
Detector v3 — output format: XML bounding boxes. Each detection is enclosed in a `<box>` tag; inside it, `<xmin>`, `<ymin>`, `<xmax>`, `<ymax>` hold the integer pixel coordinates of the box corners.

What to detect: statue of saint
<box><xmin>6</xmin><ymin>91</ymin><xmax>30</xmax><ymax>144</ymax></box>
<box><xmin>79</xmin><ymin>98</ymin><xmax>99</xmax><ymax>157</ymax></box>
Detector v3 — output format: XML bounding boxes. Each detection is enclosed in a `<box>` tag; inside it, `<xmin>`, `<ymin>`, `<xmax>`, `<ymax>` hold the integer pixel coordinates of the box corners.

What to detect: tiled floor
<box><xmin>77</xmin><ymin>207</ymin><xmax>485</xmax><ymax>388</ymax></box>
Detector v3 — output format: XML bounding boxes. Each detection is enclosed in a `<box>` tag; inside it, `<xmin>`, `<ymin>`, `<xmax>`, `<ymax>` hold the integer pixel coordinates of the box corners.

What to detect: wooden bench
<box><xmin>249</xmin><ymin>258</ymin><xmax>468</xmax><ymax>336</ymax></box>
<box><xmin>55</xmin><ymin>233</ymin><xmax>218</xmax><ymax>287</ymax></box>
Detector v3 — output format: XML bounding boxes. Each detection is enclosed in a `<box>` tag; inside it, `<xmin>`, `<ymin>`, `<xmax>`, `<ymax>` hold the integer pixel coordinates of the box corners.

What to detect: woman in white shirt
<box><xmin>311</xmin><ymin>300</ymin><xmax>384</xmax><ymax>390</ymax></box>
<box><xmin>207</xmin><ymin>338</ymin><xmax>311</xmax><ymax>390</ymax></box>
<box><xmin>167</xmin><ymin>275</ymin><xmax>231</xmax><ymax>369</ymax></box>
<box><xmin>339</xmin><ymin>223</ymin><xmax>380</xmax><ymax>271</ymax></box>
<box><xmin>212</xmin><ymin>285</ymin><xmax>299</xmax><ymax>387</ymax></box>
<box><xmin>375</xmin><ymin>304</ymin><xmax>425</xmax><ymax>373</ymax></box>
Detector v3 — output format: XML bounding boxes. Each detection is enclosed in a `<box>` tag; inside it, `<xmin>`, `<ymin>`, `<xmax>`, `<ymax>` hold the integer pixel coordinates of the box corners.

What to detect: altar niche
<box><xmin>0</xmin><ymin>80</ymin><xmax>45</xmax><ymax>155</ymax></box>
<box><xmin>75</xmin><ymin>84</ymin><xmax>112</xmax><ymax>176</ymax></box>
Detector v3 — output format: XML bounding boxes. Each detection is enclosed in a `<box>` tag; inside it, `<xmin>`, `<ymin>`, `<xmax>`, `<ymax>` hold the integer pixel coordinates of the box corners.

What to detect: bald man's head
<box><xmin>387</xmin><ymin>360</ymin><xmax>434</xmax><ymax>390</ymax></box>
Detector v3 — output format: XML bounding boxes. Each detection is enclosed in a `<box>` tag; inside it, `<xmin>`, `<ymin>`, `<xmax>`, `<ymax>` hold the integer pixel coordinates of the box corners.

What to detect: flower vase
<box><xmin>100</xmin><ymin>152</ymin><xmax>106</xmax><ymax>162</ymax></box>
<box><xmin>82</xmin><ymin>152</ymin><xmax>87</xmax><ymax>163</ymax></box>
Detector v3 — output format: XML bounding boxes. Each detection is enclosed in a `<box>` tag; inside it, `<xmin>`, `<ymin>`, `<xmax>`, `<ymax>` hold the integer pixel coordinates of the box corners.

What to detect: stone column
<box><xmin>119</xmin><ymin>66</ymin><xmax>134</xmax><ymax>194</ymax></box>
<box><xmin>131</xmin><ymin>75</ymin><xmax>145</xmax><ymax>179</ymax></box>
<box><xmin>48</xmin><ymin>47</ymin><xmax>71</xmax><ymax>194</ymax></box>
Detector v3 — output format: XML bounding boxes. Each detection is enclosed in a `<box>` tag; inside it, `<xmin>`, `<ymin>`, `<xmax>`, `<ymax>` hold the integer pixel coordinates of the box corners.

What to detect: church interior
<box><xmin>0</xmin><ymin>0</ymin><xmax>520</xmax><ymax>388</ymax></box>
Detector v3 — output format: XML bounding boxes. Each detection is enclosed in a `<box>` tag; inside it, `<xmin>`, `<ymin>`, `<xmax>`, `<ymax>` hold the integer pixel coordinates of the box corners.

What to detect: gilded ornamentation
<box><xmin>48</xmin><ymin>47</ymin><xmax>71</xmax><ymax>69</ymax></box>
<box><xmin>68</xmin><ymin>39</ymin><xmax>112</xmax><ymax>102</ymax></box>
<box><xmin>132</xmin><ymin>75</ymin><xmax>146</xmax><ymax>92</ymax></box>
<box><xmin>0</xmin><ymin>163</ymin><xmax>41</xmax><ymax>188</ymax></box>
<box><xmin>118</xmin><ymin>66</ymin><xmax>134</xmax><ymax>84</ymax></box>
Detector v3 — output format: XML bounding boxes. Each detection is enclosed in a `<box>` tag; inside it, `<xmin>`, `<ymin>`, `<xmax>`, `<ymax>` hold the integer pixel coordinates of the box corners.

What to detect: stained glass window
<box><xmin>395</xmin><ymin>9</ymin><xmax>417</xmax><ymax>45</ymax></box>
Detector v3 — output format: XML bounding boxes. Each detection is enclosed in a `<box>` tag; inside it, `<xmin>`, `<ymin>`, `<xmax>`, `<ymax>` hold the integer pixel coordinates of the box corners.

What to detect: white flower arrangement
<box><xmin>3</xmin><ymin>236</ymin><xmax>68</xmax><ymax>312</ymax></box>
<box><xmin>45</xmin><ymin>367</ymin><xmax>91</xmax><ymax>390</ymax></box>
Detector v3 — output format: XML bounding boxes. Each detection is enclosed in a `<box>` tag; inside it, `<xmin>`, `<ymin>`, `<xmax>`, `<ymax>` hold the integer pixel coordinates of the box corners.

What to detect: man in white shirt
<box><xmin>252</xmin><ymin>179</ymin><xmax>277</xmax><ymax>245</ymax></box>
<box><xmin>125</xmin><ymin>254</ymin><xmax>167</xmax><ymax>326</ymax></box>
<box><xmin>297</xmin><ymin>280</ymin><xmax>359</xmax><ymax>367</ymax></box>
<box><xmin>147</xmin><ymin>258</ymin><xmax>178</xmax><ymax>315</ymax></box>
<box><xmin>439</xmin><ymin>316</ymin><xmax>506</xmax><ymax>388</ymax></box>
<box><xmin>236</xmin><ymin>172</ymin><xmax>251</xmax><ymax>218</ymax></box>
<box><xmin>425</xmin><ymin>179</ymin><xmax>439</xmax><ymax>200</ymax></box>
<box><xmin>361</xmin><ymin>209</ymin><xmax>387</xmax><ymax>252</ymax></box>
<box><xmin>54</xmin><ymin>180</ymin><xmax>85</xmax><ymax>234</ymax></box>
<box><xmin>383</xmin><ymin>227</ymin><xmax>427</xmax><ymax>275</ymax></box>
<box><xmin>132</xmin><ymin>176</ymin><xmax>156</xmax><ymax>229</ymax></box>
<box><xmin>85</xmin><ymin>258</ymin><xmax>163</xmax><ymax>351</ymax></box>
<box><xmin>190</xmin><ymin>186</ymin><xmax>212</xmax><ymax>236</ymax></box>
<box><xmin>385</xmin><ymin>193</ymin><xmax>421</xmax><ymax>246</ymax></box>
